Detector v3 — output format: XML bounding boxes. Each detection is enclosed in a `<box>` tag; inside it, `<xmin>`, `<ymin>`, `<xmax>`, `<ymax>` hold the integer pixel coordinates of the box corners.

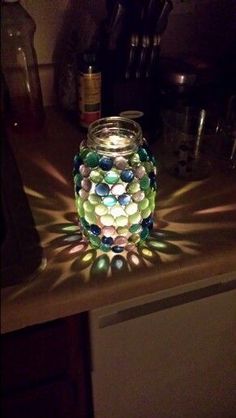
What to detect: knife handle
<box><xmin>146</xmin><ymin>34</ymin><xmax>160</xmax><ymax>78</ymax></box>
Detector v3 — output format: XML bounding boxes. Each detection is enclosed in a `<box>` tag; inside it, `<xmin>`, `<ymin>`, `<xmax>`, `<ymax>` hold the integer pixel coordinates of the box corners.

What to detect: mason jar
<box><xmin>73</xmin><ymin>116</ymin><xmax>157</xmax><ymax>253</ymax></box>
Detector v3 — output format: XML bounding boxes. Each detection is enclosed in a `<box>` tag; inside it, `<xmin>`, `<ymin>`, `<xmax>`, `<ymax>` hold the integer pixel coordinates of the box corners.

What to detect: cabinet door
<box><xmin>90</xmin><ymin>289</ymin><xmax>236</xmax><ymax>418</ymax></box>
<box><xmin>1</xmin><ymin>380</ymin><xmax>75</xmax><ymax>418</ymax></box>
<box><xmin>1</xmin><ymin>315</ymin><xmax>93</xmax><ymax>418</ymax></box>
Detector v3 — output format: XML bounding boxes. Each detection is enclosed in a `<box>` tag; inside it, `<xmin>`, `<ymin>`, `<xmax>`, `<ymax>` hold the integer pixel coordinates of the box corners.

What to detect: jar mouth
<box><xmin>87</xmin><ymin>116</ymin><xmax>143</xmax><ymax>156</ymax></box>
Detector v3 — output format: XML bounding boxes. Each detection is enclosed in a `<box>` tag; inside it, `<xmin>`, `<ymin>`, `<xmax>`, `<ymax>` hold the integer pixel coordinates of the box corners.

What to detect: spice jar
<box><xmin>73</xmin><ymin>116</ymin><xmax>157</xmax><ymax>253</ymax></box>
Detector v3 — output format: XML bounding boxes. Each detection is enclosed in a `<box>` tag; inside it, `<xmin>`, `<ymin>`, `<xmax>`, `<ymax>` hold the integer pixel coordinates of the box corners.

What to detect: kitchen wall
<box><xmin>21</xmin><ymin>0</ymin><xmax>236</xmax><ymax>105</ymax></box>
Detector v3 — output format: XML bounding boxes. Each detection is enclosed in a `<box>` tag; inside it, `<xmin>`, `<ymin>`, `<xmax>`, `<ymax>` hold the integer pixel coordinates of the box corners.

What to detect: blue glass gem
<box><xmin>120</xmin><ymin>169</ymin><xmax>134</xmax><ymax>183</ymax></box>
<box><xmin>73</xmin><ymin>154</ymin><xmax>83</xmax><ymax>172</ymax></box>
<box><xmin>75</xmin><ymin>184</ymin><xmax>81</xmax><ymax>194</ymax></box>
<box><xmin>149</xmin><ymin>171</ymin><xmax>156</xmax><ymax>181</ymax></box>
<box><xmin>102</xmin><ymin>236</ymin><xmax>114</xmax><ymax>246</ymax></box>
<box><xmin>95</xmin><ymin>183</ymin><xmax>110</xmax><ymax>197</ymax></box>
<box><xmin>99</xmin><ymin>156</ymin><xmax>113</xmax><ymax>171</ymax></box>
<box><xmin>144</xmin><ymin>145</ymin><xmax>153</xmax><ymax>159</ymax></box>
<box><xmin>142</xmin><ymin>216</ymin><xmax>153</xmax><ymax>228</ymax></box>
<box><xmin>90</xmin><ymin>224</ymin><xmax>101</xmax><ymax>236</ymax></box>
<box><xmin>112</xmin><ymin>245</ymin><xmax>124</xmax><ymax>253</ymax></box>
<box><xmin>103</xmin><ymin>196</ymin><xmax>117</xmax><ymax>207</ymax></box>
<box><xmin>149</xmin><ymin>171</ymin><xmax>157</xmax><ymax>188</ymax></box>
<box><xmin>118</xmin><ymin>193</ymin><xmax>131</xmax><ymax>206</ymax></box>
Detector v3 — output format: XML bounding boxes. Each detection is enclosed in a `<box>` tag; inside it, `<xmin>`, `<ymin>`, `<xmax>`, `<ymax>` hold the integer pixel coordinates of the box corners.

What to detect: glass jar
<box><xmin>73</xmin><ymin>116</ymin><xmax>157</xmax><ymax>253</ymax></box>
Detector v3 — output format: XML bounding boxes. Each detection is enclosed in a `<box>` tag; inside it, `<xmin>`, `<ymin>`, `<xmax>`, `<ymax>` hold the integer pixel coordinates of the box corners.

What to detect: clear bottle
<box><xmin>1</xmin><ymin>0</ymin><xmax>44</xmax><ymax>133</ymax></box>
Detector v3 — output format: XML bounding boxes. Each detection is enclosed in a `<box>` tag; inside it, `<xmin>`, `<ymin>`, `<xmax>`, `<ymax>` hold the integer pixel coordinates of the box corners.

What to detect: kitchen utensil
<box><xmin>136</xmin><ymin>34</ymin><xmax>150</xmax><ymax>79</ymax></box>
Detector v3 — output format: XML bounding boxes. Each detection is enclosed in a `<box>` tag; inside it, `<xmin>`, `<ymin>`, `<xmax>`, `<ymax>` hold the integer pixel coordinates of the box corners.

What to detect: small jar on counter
<box><xmin>73</xmin><ymin>116</ymin><xmax>157</xmax><ymax>253</ymax></box>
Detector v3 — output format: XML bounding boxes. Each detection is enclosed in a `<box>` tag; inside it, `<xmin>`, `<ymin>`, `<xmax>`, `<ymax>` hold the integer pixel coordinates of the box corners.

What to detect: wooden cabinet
<box><xmin>1</xmin><ymin>313</ymin><xmax>93</xmax><ymax>418</ymax></box>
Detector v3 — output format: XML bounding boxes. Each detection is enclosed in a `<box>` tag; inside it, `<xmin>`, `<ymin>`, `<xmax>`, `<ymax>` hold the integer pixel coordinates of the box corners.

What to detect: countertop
<box><xmin>1</xmin><ymin>108</ymin><xmax>236</xmax><ymax>333</ymax></box>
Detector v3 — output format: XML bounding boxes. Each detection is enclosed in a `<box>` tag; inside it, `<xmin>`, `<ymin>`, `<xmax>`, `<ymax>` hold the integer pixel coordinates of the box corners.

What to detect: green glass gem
<box><xmin>150</xmin><ymin>198</ymin><xmax>156</xmax><ymax>212</ymax></box>
<box><xmin>100</xmin><ymin>243</ymin><xmax>111</xmax><ymax>252</ymax></box>
<box><xmin>80</xmin><ymin>217</ymin><xmax>90</xmax><ymax>229</ymax></box>
<box><xmin>115</xmin><ymin>215</ymin><xmax>128</xmax><ymax>227</ymax></box>
<box><xmin>74</xmin><ymin>173</ymin><xmax>82</xmax><ymax>186</ymax></box>
<box><xmin>138</xmin><ymin>198</ymin><xmax>149</xmax><ymax>210</ymax></box>
<box><xmin>129</xmin><ymin>153</ymin><xmax>140</xmax><ymax>166</ymax></box>
<box><xmin>85</xmin><ymin>212</ymin><xmax>97</xmax><ymax>224</ymax></box>
<box><xmin>126</xmin><ymin>180</ymin><xmax>140</xmax><ymax>194</ymax></box>
<box><xmin>129</xmin><ymin>212</ymin><xmax>141</xmax><ymax>224</ymax></box>
<box><xmin>85</xmin><ymin>151</ymin><xmax>99</xmax><ymax>168</ymax></box>
<box><xmin>104</xmin><ymin>171</ymin><xmax>119</xmax><ymax>184</ymax></box>
<box><xmin>78</xmin><ymin>207</ymin><xmax>85</xmax><ymax>218</ymax></box>
<box><xmin>80</xmin><ymin>148</ymin><xmax>90</xmax><ymax>159</ymax></box>
<box><xmin>117</xmin><ymin>226</ymin><xmax>129</xmax><ymax>235</ymax></box>
<box><xmin>83</xmin><ymin>201</ymin><xmax>94</xmax><ymax>213</ymax></box>
<box><xmin>89</xmin><ymin>235</ymin><xmax>101</xmax><ymax>248</ymax></box>
<box><xmin>145</xmin><ymin>188</ymin><xmax>153</xmax><ymax>198</ymax></box>
<box><xmin>141</xmin><ymin>207</ymin><xmax>151</xmax><ymax>219</ymax></box>
<box><xmin>144</xmin><ymin>161</ymin><xmax>154</xmax><ymax>173</ymax></box>
<box><xmin>76</xmin><ymin>198</ymin><xmax>85</xmax><ymax>217</ymax></box>
<box><xmin>140</xmin><ymin>175</ymin><xmax>150</xmax><ymax>190</ymax></box>
<box><xmin>140</xmin><ymin>227</ymin><xmax>149</xmax><ymax>240</ymax></box>
<box><xmin>88</xmin><ymin>193</ymin><xmax>102</xmax><ymax>204</ymax></box>
<box><xmin>95</xmin><ymin>204</ymin><xmax>108</xmax><ymax>216</ymax></box>
<box><xmin>128</xmin><ymin>233</ymin><xmax>140</xmax><ymax>244</ymax></box>
<box><xmin>138</xmin><ymin>147</ymin><xmax>148</xmax><ymax>162</ymax></box>
<box><xmin>90</xmin><ymin>170</ymin><xmax>103</xmax><ymax>183</ymax></box>
<box><xmin>129</xmin><ymin>224</ymin><xmax>142</xmax><ymax>233</ymax></box>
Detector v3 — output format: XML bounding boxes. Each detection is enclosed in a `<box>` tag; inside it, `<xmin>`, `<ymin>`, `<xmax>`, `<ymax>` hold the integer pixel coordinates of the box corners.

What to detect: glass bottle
<box><xmin>78</xmin><ymin>50</ymin><xmax>102</xmax><ymax>129</ymax></box>
<box><xmin>73</xmin><ymin>116</ymin><xmax>157</xmax><ymax>253</ymax></box>
<box><xmin>1</xmin><ymin>0</ymin><xmax>44</xmax><ymax>133</ymax></box>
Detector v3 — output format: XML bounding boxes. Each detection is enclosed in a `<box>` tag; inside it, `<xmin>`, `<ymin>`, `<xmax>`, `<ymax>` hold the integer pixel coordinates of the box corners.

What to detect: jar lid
<box><xmin>119</xmin><ymin>110</ymin><xmax>144</xmax><ymax>120</ymax></box>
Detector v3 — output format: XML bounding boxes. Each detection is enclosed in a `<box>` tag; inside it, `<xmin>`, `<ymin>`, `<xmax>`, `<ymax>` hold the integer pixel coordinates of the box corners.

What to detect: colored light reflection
<box><xmin>141</xmin><ymin>248</ymin><xmax>153</xmax><ymax>258</ymax></box>
<box><xmin>63</xmin><ymin>234</ymin><xmax>81</xmax><ymax>242</ymax></box>
<box><xmin>111</xmin><ymin>255</ymin><xmax>129</xmax><ymax>276</ymax></box>
<box><xmin>83</xmin><ymin>252</ymin><xmax>94</xmax><ymax>263</ymax></box>
<box><xmin>138</xmin><ymin>246</ymin><xmax>160</xmax><ymax>263</ymax></box>
<box><xmin>31</xmin><ymin>157</ymin><xmax>68</xmax><ymax>185</ymax></box>
<box><xmin>69</xmin><ymin>242</ymin><xmax>87</xmax><ymax>254</ymax></box>
<box><xmin>91</xmin><ymin>255</ymin><xmax>110</xmax><ymax>278</ymax></box>
<box><xmin>126</xmin><ymin>251</ymin><xmax>145</xmax><ymax>270</ymax></box>
<box><xmin>172</xmin><ymin>181</ymin><xmax>202</xmax><ymax>198</ymax></box>
<box><xmin>195</xmin><ymin>204</ymin><xmax>236</xmax><ymax>215</ymax></box>
<box><xmin>24</xmin><ymin>186</ymin><xmax>45</xmax><ymax>199</ymax></box>
<box><xmin>62</xmin><ymin>225</ymin><xmax>79</xmax><ymax>232</ymax></box>
<box><xmin>129</xmin><ymin>253</ymin><xmax>140</xmax><ymax>266</ymax></box>
<box><xmin>147</xmin><ymin>240</ymin><xmax>167</xmax><ymax>250</ymax></box>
